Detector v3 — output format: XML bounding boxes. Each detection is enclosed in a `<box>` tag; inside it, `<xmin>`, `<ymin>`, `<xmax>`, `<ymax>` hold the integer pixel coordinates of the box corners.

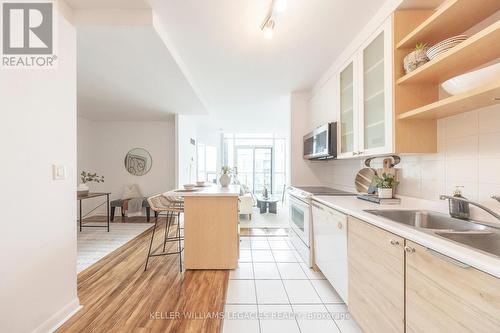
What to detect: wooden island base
<box><xmin>183</xmin><ymin>195</ymin><xmax>239</xmax><ymax>269</ymax></box>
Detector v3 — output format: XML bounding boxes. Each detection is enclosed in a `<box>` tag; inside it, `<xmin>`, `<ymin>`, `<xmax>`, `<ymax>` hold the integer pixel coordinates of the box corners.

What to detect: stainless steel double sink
<box><xmin>364</xmin><ymin>210</ymin><xmax>500</xmax><ymax>258</ymax></box>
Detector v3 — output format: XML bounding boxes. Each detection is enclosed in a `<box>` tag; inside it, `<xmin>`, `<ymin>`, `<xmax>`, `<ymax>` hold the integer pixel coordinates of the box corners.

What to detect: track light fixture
<box><xmin>261</xmin><ymin>0</ymin><xmax>287</xmax><ymax>39</ymax></box>
<box><xmin>262</xmin><ymin>16</ymin><xmax>276</xmax><ymax>39</ymax></box>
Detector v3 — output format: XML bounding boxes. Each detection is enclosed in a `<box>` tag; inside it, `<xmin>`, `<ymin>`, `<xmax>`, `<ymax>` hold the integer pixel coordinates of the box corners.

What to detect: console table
<box><xmin>77</xmin><ymin>192</ymin><xmax>111</xmax><ymax>232</ymax></box>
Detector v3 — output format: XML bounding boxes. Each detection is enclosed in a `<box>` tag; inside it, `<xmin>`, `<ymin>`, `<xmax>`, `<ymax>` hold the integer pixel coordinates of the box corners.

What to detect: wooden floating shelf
<box><xmin>397</xmin><ymin>0</ymin><xmax>500</xmax><ymax>49</ymax></box>
<box><xmin>398</xmin><ymin>80</ymin><xmax>500</xmax><ymax>120</ymax></box>
<box><xmin>397</xmin><ymin>20</ymin><xmax>500</xmax><ymax>85</ymax></box>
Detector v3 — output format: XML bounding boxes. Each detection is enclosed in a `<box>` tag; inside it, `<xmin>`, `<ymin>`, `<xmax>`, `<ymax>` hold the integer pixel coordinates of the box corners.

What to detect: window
<box><xmin>197</xmin><ymin>143</ymin><xmax>217</xmax><ymax>183</ymax></box>
<box><xmin>223</xmin><ymin>133</ymin><xmax>287</xmax><ymax>195</ymax></box>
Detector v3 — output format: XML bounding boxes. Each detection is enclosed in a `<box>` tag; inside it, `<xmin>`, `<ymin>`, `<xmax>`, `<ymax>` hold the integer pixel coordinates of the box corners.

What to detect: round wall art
<box><xmin>124</xmin><ymin>148</ymin><xmax>152</xmax><ymax>176</ymax></box>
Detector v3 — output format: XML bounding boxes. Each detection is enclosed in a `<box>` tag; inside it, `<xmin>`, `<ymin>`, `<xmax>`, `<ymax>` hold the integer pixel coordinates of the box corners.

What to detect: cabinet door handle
<box><xmin>390</xmin><ymin>239</ymin><xmax>399</xmax><ymax>246</ymax></box>
<box><xmin>337</xmin><ymin>222</ymin><xmax>343</xmax><ymax>229</ymax></box>
<box><xmin>404</xmin><ymin>245</ymin><xmax>415</xmax><ymax>253</ymax></box>
<box><xmin>426</xmin><ymin>248</ymin><xmax>471</xmax><ymax>269</ymax></box>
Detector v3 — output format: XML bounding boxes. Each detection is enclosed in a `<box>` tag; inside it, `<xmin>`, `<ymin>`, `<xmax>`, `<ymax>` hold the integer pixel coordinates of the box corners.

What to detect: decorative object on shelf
<box><xmin>219</xmin><ymin>166</ymin><xmax>232</xmax><ymax>187</ymax></box>
<box><xmin>441</xmin><ymin>62</ymin><xmax>500</xmax><ymax>95</ymax></box>
<box><xmin>372</xmin><ymin>172</ymin><xmax>399</xmax><ymax>199</ymax></box>
<box><xmin>78</xmin><ymin>171</ymin><xmax>105</xmax><ymax>195</ymax></box>
<box><xmin>403</xmin><ymin>42</ymin><xmax>429</xmax><ymax>74</ymax></box>
<box><xmin>124</xmin><ymin>148</ymin><xmax>152</xmax><ymax>176</ymax></box>
<box><xmin>426</xmin><ymin>35</ymin><xmax>468</xmax><ymax>60</ymax></box>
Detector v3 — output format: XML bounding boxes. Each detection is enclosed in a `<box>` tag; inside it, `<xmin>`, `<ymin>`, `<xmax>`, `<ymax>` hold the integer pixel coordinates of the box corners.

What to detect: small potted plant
<box><xmin>403</xmin><ymin>42</ymin><xmax>429</xmax><ymax>74</ymax></box>
<box><xmin>78</xmin><ymin>171</ymin><xmax>104</xmax><ymax>195</ymax></box>
<box><xmin>219</xmin><ymin>166</ymin><xmax>232</xmax><ymax>187</ymax></box>
<box><xmin>372</xmin><ymin>172</ymin><xmax>399</xmax><ymax>199</ymax></box>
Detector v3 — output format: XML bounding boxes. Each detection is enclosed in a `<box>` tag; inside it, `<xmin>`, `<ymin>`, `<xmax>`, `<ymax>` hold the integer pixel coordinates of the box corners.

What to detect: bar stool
<box><xmin>144</xmin><ymin>194</ymin><xmax>184</xmax><ymax>272</ymax></box>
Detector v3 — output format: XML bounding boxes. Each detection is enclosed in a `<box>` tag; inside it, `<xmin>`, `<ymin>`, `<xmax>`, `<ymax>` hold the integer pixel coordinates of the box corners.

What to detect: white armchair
<box><xmin>239</xmin><ymin>193</ymin><xmax>254</xmax><ymax>220</ymax></box>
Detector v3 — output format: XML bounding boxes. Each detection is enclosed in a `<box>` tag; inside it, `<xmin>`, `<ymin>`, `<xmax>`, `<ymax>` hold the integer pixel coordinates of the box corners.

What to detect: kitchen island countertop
<box><xmin>163</xmin><ymin>184</ymin><xmax>240</xmax><ymax>197</ymax></box>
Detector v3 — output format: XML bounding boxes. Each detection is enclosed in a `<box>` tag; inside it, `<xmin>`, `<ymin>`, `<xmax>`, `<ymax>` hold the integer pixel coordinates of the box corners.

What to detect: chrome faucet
<box><xmin>439</xmin><ymin>195</ymin><xmax>500</xmax><ymax>222</ymax></box>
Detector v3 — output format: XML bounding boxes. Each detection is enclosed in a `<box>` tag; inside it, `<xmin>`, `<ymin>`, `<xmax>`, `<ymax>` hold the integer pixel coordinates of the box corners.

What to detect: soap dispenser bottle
<box><xmin>449</xmin><ymin>186</ymin><xmax>470</xmax><ymax>219</ymax></box>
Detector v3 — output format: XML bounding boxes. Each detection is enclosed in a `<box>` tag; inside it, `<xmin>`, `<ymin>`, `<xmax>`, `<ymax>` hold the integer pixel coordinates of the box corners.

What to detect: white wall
<box><xmin>0</xmin><ymin>4</ymin><xmax>80</xmax><ymax>333</ymax></box>
<box><xmin>77</xmin><ymin>118</ymin><xmax>176</xmax><ymax>215</ymax></box>
<box><xmin>176</xmin><ymin>114</ymin><xmax>198</xmax><ymax>187</ymax></box>
<box><xmin>290</xmin><ymin>91</ymin><xmax>323</xmax><ymax>186</ymax></box>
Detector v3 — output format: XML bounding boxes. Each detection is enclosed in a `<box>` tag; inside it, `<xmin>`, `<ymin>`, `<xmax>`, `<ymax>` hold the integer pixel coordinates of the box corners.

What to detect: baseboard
<box><xmin>32</xmin><ymin>298</ymin><xmax>81</xmax><ymax>333</ymax></box>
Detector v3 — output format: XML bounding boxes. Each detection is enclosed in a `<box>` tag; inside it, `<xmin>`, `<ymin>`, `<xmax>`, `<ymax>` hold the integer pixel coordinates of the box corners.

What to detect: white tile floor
<box><xmin>223</xmin><ymin>236</ymin><xmax>363</xmax><ymax>333</ymax></box>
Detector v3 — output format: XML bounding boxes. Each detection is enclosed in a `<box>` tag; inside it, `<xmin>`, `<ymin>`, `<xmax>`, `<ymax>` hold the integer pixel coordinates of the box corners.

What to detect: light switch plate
<box><xmin>53</xmin><ymin>164</ymin><xmax>67</xmax><ymax>180</ymax></box>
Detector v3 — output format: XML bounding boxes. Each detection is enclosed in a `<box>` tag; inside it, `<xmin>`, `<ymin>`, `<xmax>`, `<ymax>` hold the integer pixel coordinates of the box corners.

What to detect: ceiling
<box><xmin>77</xmin><ymin>26</ymin><xmax>206</xmax><ymax>121</ymax></box>
<box><xmin>149</xmin><ymin>0</ymin><xmax>388</xmax><ymax>120</ymax></box>
<box><xmin>65</xmin><ymin>0</ymin><xmax>149</xmax><ymax>10</ymax></box>
<box><xmin>74</xmin><ymin>0</ymin><xmax>390</xmax><ymax>122</ymax></box>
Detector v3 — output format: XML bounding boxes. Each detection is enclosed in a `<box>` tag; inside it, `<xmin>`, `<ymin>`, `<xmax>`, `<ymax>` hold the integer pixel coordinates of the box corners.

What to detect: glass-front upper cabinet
<box><xmin>339</xmin><ymin>61</ymin><xmax>357</xmax><ymax>157</ymax></box>
<box><xmin>336</xmin><ymin>18</ymin><xmax>392</xmax><ymax>158</ymax></box>
<box><xmin>359</xmin><ymin>20</ymin><xmax>393</xmax><ymax>155</ymax></box>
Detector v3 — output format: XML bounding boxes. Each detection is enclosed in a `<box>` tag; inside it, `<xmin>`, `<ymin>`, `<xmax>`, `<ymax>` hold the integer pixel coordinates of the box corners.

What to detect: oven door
<box><xmin>289</xmin><ymin>195</ymin><xmax>310</xmax><ymax>247</ymax></box>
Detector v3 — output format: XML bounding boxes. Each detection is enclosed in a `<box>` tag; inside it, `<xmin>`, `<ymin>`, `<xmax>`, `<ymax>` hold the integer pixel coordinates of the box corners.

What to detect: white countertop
<box><xmin>311</xmin><ymin>195</ymin><xmax>500</xmax><ymax>279</ymax></box>
<box><xmin>163</xmin><ymin>184</ymin><xmax>240</xmax><ymax>197</ymax></box>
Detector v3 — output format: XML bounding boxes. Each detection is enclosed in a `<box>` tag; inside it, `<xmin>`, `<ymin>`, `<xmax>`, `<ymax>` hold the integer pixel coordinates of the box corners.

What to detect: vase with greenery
<box><xmin>219</xmin><ymin>166</ymin><xmax>232</xmax><ymax>187</ymax></box>
<box><xmin>403</xmin><ymin>42</ymin><xmax>429</xmax><ymax>74</ymax></box>
<box><xmin>78</xmin><ymin>171</ymin><xmax>105</xmax><ymax>195</ymax></box>
<box><xmin>372</xmin><ymin>172</ymin><xmax>399</xmax><ymax>199</ymax></box>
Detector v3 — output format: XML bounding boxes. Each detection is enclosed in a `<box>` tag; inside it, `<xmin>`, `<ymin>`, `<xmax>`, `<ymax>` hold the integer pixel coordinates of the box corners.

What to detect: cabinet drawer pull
<box><xmin>390</xmin><ymin>239</ymin><xmax>399</xmax><ymax>246</ymax></box>
<box><xmin>426</xmin><ymin>248</ymin><xmax>470</xmax><ymax>269</ymax></box>
<box><xmin>404</xmin><ymin>245</ymin><xmax>415</xmax><ymax>253</ymax></box>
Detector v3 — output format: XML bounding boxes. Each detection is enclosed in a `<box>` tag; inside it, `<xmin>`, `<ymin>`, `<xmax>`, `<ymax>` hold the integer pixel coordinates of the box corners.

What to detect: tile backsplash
<box><xmin>307</xmin><ymin>104</ymin><xmax>500</xmax><ymax>221</ymax></box>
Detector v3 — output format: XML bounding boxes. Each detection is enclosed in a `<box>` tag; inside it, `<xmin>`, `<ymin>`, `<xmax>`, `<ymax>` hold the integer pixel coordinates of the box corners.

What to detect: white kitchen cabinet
<box><xmin>308</xmin><ymin>76</ymin><xmax>337</xmax><ymax>130</ymax></box>
<box><xmin>311</xmin><ymin>200</ymin><xmax>348</xmax><ymax>303</ymax></box>
<box><xmin>338</xmin><ymin>61</ymin><xmax>358</xmax><ymax>158</ymax></box>
<box><xmin>337</xmin><ymin>18</ymin><xmax>393</xmax><ymax>158</ymax></box>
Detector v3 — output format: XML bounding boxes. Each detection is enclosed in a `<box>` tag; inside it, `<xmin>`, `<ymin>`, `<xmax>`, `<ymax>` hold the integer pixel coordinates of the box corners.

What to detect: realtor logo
<box><xmin>1</xmin><ymin>1</ymin><xmax>57</xmax><ymax>68</ymax></box>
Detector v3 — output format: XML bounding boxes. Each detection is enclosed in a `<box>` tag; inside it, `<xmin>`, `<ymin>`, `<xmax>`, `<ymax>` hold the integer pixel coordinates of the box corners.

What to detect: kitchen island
<box><xmin>163</xmin><ymin>185</ymin><xmax>240</xmax><ymax>270</ymax></box>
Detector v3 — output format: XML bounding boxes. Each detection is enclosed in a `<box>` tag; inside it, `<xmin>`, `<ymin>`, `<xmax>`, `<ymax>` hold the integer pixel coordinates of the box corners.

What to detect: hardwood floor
<box><xmin>58</xmin><ymin>218</ymin><xmax>228</xmax><ymax>333</ymax></box>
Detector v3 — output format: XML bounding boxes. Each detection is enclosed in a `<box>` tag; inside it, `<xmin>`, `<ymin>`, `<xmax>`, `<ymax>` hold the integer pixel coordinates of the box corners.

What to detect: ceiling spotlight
<box><xmin>274</xmin><ymin>0</ymin><xmax>288</xmax><ymax>13</ymax></box>
<box><xmin>262</xmin><ymin>18</ymin><xmax>275</xmax><ymax>39</ymax></box>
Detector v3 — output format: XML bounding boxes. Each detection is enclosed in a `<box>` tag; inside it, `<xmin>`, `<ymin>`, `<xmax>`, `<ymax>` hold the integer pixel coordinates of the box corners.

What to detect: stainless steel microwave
<box><xmin>303</xmin><ymin>122</ymin><xmax>337</xmax><ymax>160</ymax></box>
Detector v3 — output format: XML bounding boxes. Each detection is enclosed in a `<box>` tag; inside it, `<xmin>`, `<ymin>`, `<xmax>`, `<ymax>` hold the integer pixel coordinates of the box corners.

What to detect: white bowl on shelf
<box><xmin>441</xmin><ymin>62</ymin><xmax>500</xmax><ymax>96</ymax></box>
<box><xmin>183</xmin><ymin>184</ymin><xmax>196</xmax><ymax>190</ymax></box>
